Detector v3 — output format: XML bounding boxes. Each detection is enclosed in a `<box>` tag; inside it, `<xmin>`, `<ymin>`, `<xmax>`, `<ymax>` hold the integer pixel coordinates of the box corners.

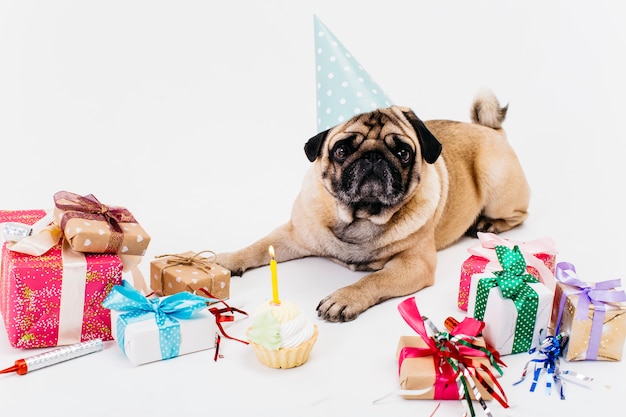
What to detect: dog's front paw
<box><xmin>316</xmin><ymin>288</ymin><xmax>370</xmax><ymax>322</ymax></box>
<box><xmin>216</xmin><ymin>252</ymin><xmax>246</xmax><ymax>276</ymax></box>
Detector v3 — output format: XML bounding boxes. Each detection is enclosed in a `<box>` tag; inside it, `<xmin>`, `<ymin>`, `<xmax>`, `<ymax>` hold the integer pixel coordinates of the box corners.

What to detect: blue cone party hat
<box><xmin>314</xmin><ymin>15</ymin><xmax>394</xmax><ymax>132</ymax></box>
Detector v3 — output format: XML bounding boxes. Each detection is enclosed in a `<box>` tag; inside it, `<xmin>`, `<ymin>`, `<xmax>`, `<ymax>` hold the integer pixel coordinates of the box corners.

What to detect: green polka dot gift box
<box><xmin>466</xmin><ymin>245</ymin><xmax>554</xmax><ymax>355</ymax></box>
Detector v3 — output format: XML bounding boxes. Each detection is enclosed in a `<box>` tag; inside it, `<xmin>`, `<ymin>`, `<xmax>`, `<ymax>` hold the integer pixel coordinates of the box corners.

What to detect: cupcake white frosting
<box><xmin>247</xmin><ymin>300</ymin><xmax>315</xmax><ymax>350</ymax></box>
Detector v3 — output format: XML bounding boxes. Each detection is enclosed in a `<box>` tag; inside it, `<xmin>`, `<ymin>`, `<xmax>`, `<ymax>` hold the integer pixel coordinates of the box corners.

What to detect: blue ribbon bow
<box><xmin>102</xmin><ymin>280</ymin><xmax>215</xmax><ymax>360</ymax></box>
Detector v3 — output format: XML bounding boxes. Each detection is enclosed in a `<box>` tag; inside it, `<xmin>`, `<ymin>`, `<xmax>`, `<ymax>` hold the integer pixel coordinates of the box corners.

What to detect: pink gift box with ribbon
<box><xmin>458</xmin><ymin>233</ymin><xmax>558</xmax><ymax>311</ymax></box>
<box><xmin>0</xmin><ymin>210</ymin><xmax>123</xmax><ymax>348</ymax></box>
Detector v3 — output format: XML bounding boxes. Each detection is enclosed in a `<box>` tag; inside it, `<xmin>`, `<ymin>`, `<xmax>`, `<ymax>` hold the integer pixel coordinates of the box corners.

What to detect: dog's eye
<box><xmin>333</xmin><ymin>144</ymin><xmax>349</xmax><ymax>161</ymax></box>
<box><xmin>396</xmin><ymin>148</ymin><xmax>412</xmax><ymax>164</ymax></box>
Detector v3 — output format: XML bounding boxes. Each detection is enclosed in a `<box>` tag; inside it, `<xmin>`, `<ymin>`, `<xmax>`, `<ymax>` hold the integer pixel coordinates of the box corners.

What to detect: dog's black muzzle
<box><xmin>340</xmin><ymin>151</ymin><xmax>403</xmax><ymax>207</ymax></box>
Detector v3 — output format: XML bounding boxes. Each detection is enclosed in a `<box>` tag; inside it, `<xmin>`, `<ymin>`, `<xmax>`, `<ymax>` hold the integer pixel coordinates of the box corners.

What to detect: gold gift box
<box><xmin>550</xmin><ymin>282</ymin><xmax>626</xmax><ymax>361</ymax></box>
<box><xmin>150</xmin><ymin>251</ymin><xmax>230</xmax><ymax>301</ymax></box>
<box><xmin>396</xmin><ymin>335</ymin><xmax>496</xmax><ymax>400</ymax></box>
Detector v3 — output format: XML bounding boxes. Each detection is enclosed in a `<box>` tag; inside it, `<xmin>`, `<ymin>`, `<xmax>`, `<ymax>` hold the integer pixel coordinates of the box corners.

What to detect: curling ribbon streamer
<box><xmin>397</xmin><ymin>297</ymin><xmax>508</xmax><ymax>417</ymax></box>
<box><xmin>514</xmin><ymin>330</ymin><xmax>593</xmax><ymax>399</ymax></box>
<box><xmin>53</xmin><ymin>190</ymin><xmax>137</xmax><ymax>253</ymax></box>
<box><xmin>194</xmin><ymin>287</ymin><xmax>249</xmax><ymax>345</ymax></box>
<box><xmin>473</xmin><ymin>245</ymin><xmax>540</xmax><ymax>353</ymax></box>
<box><xmin>554</xmin><ymin>261</ymin><xmax>626</xmax><ymax>360</ymax></box>
<box><xmin>102</xmin><ymin>280</ymin><xmax>214</xmax><ymax>360</ymax></box>
<box><xmin>468</xmin><ymin>232</ymin><xmax>557</xmax><ymax>291</ymax></box>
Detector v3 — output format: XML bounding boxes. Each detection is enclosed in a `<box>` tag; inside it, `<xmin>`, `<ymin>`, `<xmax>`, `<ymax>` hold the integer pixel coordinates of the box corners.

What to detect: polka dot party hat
<box><xmin>314</xmin><ymin>15</ymin><xmax>394</xmax><ymax>132</ymax></box>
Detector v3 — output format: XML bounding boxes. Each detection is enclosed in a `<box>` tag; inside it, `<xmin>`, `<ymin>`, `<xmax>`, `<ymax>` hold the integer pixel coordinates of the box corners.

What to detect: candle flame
<box><xmin>268</xmin><ymin>245</ymin><xmax>275</xmax><ymax>260</ymax></box>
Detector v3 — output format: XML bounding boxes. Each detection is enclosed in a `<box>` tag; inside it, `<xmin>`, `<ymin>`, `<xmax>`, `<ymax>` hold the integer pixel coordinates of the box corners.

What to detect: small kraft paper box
<box><xmin>150</xmin><ymin>251</ymin><xmax>230</xmax><ymax>301</ymax></box>
<box><xmin>0</xmin><ymin>209</ymin><xmax>123</xmax><ymax>348</ymax></box>
<box><xmin>550</xmin><ymin>262</ymin><xmax>626</xmax><ymax>361</ymax></box>
<box><xmin>104</xmin><ymin>280</ymin><xmax>218</xmax><ymax>366</ymax></box>
<box><xmin>467</xmin><ymin>272</ymin><xmax>553</xmax><ymax>355</ymax></box>
<box><xmin>458</xmin><ymin>232</ymin><xmax>557</xmax><ymax>311</ymax></box>
<box><xmin>53</xmin><ymin>190</ymin><xmax>151</xmax><ymax>256</ymax></box>
<box><xmin>397</xmin><ymin>336</ymin><xmax>497</xmax><ymax>401</ymax></box>
<box><xmin>396</xmin><ymin>297</ymin><xmax>508</xmax><ymax>408</ymax></box>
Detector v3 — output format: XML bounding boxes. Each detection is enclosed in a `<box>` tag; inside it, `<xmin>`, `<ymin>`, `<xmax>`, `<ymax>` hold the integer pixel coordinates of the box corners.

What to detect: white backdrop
<box><xmin>1</xmin><ymin>1</ymin><xmax>625</xmax><ymax>416</ymax></box>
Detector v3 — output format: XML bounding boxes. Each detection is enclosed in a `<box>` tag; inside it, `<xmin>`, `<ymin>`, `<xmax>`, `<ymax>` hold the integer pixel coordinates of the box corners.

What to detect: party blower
<box><xmin>0</xmin><ymin>339</ymin><xmax>103</xmax><ymax>376</ymax></box>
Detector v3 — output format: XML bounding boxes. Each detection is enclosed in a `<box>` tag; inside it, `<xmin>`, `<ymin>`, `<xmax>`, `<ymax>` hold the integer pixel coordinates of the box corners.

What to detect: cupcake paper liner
<box><xmin>248</xmin><ymin>325</ymin><xmax>318</xmax><ymax>369</ymax></box>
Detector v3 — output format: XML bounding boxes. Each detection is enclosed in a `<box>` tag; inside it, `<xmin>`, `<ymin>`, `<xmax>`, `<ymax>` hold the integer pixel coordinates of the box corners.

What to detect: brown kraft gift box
<box><xmin>396</xmin><ymin>335</ymin><xmax>496</xmax><ymax>400</ymax></box>
<box><xmin>150</xmin><ymin>251</ymin><xmax>230</xmax><ymax>300</ymax></box>
<box><xmin>53</xmin><ymin>191</ymin><xmax>151</xmax><ymax>256</ymax></box>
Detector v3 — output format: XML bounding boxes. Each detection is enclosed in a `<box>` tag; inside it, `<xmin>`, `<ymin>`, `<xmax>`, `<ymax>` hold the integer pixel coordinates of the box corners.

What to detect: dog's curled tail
<box><xmin>470</xmin><ymin>89</ymin><xmax>508</xmax><ymax>130</ymax></box>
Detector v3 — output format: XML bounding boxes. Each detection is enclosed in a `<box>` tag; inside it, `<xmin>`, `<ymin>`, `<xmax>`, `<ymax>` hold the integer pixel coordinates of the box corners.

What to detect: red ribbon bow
<box><xmin>54</xmin><ymin>190</ymin><xmax>137</xmax><ymax>253</ymax></box>
<box><xmin>397</xmin><ymin>297</ymin><xmax>508</xmax><ymax>414</ymax></box>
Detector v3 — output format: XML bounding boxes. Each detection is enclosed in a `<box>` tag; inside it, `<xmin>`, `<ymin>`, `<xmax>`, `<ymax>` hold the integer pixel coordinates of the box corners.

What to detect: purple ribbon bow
<box><xmin>554</xmin><ymin>262</ymin><xmax>626</xmax><ymax>360</ymax></box>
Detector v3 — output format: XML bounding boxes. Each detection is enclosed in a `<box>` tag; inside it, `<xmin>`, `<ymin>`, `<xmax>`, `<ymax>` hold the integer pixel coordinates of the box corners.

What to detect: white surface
<box><xmin>1</xmin><ymin>1</ymin><xmax>625</xmax><ymax>416</ymax></box>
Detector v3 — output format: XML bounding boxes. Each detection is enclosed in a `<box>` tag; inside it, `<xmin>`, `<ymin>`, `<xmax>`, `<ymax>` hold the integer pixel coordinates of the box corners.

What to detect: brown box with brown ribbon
<box><xmin>150</xmin><ymin>251</ymin><xmax>231</xmax><ymax>301</ymax></box>
<box><xmin>53</xmin><ymin>190</ymin><xmax>151</xmax><ymax>256</ymax></box>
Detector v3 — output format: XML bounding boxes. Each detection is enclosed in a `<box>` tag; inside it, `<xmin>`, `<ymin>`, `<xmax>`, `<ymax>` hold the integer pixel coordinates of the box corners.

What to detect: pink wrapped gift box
<box><xmin>0</xmin><ymin>210</ymin><xmax>123</xmax><ymax>348</ymax></box>
<box><xmin>458</xmin><ymin>233</ymin><xmax>558</xmax><ymax>311</ymax></box>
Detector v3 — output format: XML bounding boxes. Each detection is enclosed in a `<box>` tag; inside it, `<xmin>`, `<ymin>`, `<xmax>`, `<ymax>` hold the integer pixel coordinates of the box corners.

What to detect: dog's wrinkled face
<box><xmin>305</xmin><ymin>106</ymin><xmax>442</xmax><ymax>221</ymax></box>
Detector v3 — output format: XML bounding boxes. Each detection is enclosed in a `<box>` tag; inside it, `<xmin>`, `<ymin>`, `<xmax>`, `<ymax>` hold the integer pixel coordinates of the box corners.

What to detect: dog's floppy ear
<box><xmin>304</xmin><ymin>129</ymin><xmax>331</xmax><ymax>162</ymax></box>
<box><xmin>402</xmin><ymin>110</ymin><xmax>442</xmax><ymax>164</ymax></box>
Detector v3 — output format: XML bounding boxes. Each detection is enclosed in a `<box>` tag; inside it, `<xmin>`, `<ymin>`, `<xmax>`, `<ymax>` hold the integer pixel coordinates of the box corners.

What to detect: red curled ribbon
<box><xmin>397</xmin><ymin>297</ymin><xmax>508</xmax><ymax>415</ymax></box>
<box><xmin>54</xmin><ymin>190</ymin><xmax>137</xmax><ymax>253</ymax></box>
<box><xmin>194</xmin><ymin>288</ymin><xmax>249</xmax><ymax>346</ymax></box>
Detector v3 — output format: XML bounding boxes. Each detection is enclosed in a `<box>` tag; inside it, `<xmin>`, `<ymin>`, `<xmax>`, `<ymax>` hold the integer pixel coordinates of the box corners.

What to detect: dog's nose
<box><xmin>364</xmin><ymin>151</ymin><xmax>383</xmax><ymax>162</ymax></box>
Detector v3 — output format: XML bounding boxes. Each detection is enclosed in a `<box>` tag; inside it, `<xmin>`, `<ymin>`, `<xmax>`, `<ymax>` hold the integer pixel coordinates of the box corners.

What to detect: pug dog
<box><xmin>218</xmin><ymin>89</ymin><xmax>530</xmax><ymax>322</ymax></box>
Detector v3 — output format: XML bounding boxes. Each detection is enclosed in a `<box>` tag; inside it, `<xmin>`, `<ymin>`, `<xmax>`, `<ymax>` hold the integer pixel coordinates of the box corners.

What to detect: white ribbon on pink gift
<box><xmin>4</xmin><ymin>212</ymin><xmax>61</xmax><ymax>256</ymax></box>
<box><xmin>4</xmin><ymin>211</ymin><xmax>87</xmax><ymax>345</ymax></box>
<box><xmin>467</xmin><ymin>232</ymin><xmax>558</xmax><ymax>291</ymax></box>
<box><xmin>57</xmin><ymin>239</ymin><xmax>87</xmax><ymax>345</ymax></box>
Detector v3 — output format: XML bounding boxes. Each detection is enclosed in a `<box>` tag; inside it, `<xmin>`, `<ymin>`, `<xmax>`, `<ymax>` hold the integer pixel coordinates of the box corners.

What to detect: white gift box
<box><xmin>110</xmin><ymin>307</ymin><xmax>218</xmax><ymax>366</ymax></box>
<box><xmin>467</xmin><ymin>272</ymin><xmax>554</xmax><ymax>355</ymax></box>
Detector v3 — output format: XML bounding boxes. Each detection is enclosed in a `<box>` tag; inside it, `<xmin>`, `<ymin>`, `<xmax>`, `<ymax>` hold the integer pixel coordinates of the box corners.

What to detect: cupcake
<box><xmin>247</xmin><ymin>300</ymin><xmax>318</xmax><ymax>369</ymax></box>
